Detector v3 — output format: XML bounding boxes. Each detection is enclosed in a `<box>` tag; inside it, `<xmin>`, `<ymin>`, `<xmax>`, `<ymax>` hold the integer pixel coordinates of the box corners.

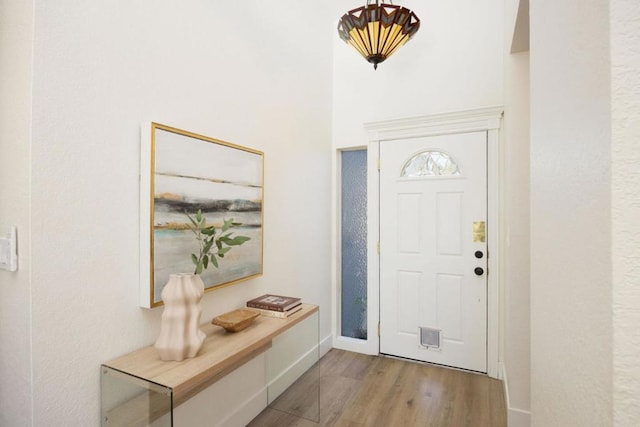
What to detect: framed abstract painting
<box><xmin>140</xmin><ymin>123</ymin><xmax>264</xmax><ymax>308</ymax></box>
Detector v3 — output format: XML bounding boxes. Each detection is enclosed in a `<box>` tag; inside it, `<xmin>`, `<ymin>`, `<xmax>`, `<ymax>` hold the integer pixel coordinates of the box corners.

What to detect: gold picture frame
<box><xmin>140</xmin><ymin>123</ymin><xmax>264</xmax><ymax>308</ymax></box>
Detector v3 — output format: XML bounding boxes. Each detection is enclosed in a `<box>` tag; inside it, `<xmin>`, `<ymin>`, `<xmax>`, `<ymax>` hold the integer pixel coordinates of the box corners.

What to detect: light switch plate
<box><xmin>0</xmin><ymin>226</ymin><xmax>17</xmax><ymax>272</ymax></box>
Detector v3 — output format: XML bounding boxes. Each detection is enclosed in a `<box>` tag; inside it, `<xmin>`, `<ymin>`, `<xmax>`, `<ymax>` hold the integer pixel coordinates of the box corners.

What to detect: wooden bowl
<box><xmin>212</xmin><ymin>308</ymin><xmax>260</xmax><ymax>332</ymax></box>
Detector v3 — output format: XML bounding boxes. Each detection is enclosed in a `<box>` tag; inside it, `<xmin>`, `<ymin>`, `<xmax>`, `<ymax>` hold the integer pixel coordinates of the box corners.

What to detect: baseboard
<box><xmin>332</xmin><ymin>334</ymin><xmax>379</xmax><ymax>355</ymax></box>
<box><xmin>502</xmin><ymin>364</ymin><xmax>531</xmax><ymax>427</ymax></box>
<box><xmin>319</xmin><ymin>333</ymin><xmax>332</xmax><ymax>358</ymax></box>
<box><xmin>508</xmin><ymin>407</ymin><xmax>532</xmax><ymax>427</ymax></box>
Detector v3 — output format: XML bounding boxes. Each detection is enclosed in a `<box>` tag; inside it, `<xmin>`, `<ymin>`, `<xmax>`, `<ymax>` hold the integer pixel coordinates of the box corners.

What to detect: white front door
<box><xmin>379</xmin><ymin>131</ymin><xmax>488</xmax><ymax>373</ymax></box>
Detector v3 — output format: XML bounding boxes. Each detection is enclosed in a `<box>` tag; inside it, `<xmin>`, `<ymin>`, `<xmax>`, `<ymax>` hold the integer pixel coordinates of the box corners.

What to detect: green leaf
<box><xmin>215</xmin><ymin>239</ymin><xmax>222</xmax><ymax>250</ymax></box>
<box><xmin>195</xmin><ymin>261</ymin><xmax>203</xmax><ymax>275</ymax></box>
<box><xmin>191</xmin><ymin>253</ymin><xmax>198</xmax><ymax>265</ymax></box>
<box><xmin>202</xmin><ymin>225</ymin><xmax>216</xmax><ymax>235</ymax></box>
<box><xmin>203</xmin><ymin>239</ymin><xmax>214</xmax><ymax>254</ymax></box>
<box><xmin>222</xmin><ymin>218</ymin><xmax>233</xmax><ymax>232</ymax></box>
<box><xmin>196</xmin><ymin>209</ymin><xmax>202</xmax><ymax>222</ymax></box>
<box><xmin>186</xmin><ymin>214</ymin><xmax>198</xmax><ymax>227</ymax></box>
<box><xmin>211</xmin><ymin>254</ymin><xmax>219</xmax><ymax>268</ymax></box>
<box><xmin>234</xmin><ymin>236</ymin><xmax>251</xmax><ymax>245</ymax></box>
<box><xmin>221</xmin><ymin>236</ymin><xmax>250</xmax><ymax>246</ymax></box>
<box><xmin>203</xmin><ymin>255</ymin><xmax>209</xmax><ymax>269</ymax></box>
<box><xmin>218</xmin><ymin>247</ymin><xmax>231</xmax><ymax>256</ymax></box>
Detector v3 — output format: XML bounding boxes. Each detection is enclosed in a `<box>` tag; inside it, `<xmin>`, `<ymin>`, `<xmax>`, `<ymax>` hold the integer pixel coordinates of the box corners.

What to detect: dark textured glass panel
<box><xmin>341</xmin><ymin>150</ymin><xmax>368</xmax><ymax>339</ymax></box>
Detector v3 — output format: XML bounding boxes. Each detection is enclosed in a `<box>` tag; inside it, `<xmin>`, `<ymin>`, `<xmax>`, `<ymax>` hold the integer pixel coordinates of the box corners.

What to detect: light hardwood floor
<box><xmin>248</xmin><ymin>349</ymin><xmax>506</xmax><ymax>427</ymax></box>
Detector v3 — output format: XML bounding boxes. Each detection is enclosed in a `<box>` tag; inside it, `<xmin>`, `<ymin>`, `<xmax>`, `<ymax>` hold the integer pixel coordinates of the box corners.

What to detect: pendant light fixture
<box><xmin>337</xmin><ymin>1</ymin><xmax>420</xmax><ymax>70</ymax></box>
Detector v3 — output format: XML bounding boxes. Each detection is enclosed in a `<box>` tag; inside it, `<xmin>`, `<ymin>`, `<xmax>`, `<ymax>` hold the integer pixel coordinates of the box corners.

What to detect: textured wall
<box><xmin>28</xmin><ymin>1</ymin><xmax>335</xmax><ymax>424</ymax></box>
<box><xmin>0</xmin><ymin>0</ymin><xmax>34</xmax><ymax>425</ymax></box>
<box><xmin>530</xmin><ymin>0</ymin><xmax>613</xmax><ymax>425</ymax></box>
<box><xmin>611</xmin><ymin>0</ymin><xmax>640</xmax><ymax>424</ymax></box>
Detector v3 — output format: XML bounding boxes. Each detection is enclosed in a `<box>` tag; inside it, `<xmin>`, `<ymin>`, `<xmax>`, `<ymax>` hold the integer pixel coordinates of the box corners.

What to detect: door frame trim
<box><xmin>367</xmin><ymin>106</ymin><xmax>503</xmax><ymax>378</ymax></box>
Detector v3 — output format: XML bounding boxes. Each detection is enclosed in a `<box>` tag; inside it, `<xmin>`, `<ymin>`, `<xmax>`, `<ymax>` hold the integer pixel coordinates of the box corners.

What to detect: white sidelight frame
<box><xmin>332</xmin><ymin>106</ymin><xmax>504</xmax><ymax>379</ymax></box>
<box><xmin>333</xmin><ymin>147</ymin><xmax>376</xmax><ymax>355</ymax></box>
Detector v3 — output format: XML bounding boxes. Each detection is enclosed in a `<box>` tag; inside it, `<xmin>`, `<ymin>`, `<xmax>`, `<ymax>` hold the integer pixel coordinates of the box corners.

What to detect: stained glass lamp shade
<box><xmin>337</xmin><ymin>1</ymin><xmax>420</xmax><ymax>69</ymax></box>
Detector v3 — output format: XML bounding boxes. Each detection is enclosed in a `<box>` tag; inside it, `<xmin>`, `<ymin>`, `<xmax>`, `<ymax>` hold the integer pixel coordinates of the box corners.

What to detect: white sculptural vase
<box><xmin>154</xmin><ymin>273</ymin><xmax>206</xmax><ymax>362</ymax></box>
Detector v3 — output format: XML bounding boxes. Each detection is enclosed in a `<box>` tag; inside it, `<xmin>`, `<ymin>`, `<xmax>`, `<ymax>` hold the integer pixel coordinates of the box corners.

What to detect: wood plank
<box><xmin>249</xmin><ymin>349</ymin><xmax>507</xmax><ymax>427</ymax></box>
<box><xmin>104</xmin><ymin>304</ymin><xmax>318</xmax><ymax>405</ymax></box>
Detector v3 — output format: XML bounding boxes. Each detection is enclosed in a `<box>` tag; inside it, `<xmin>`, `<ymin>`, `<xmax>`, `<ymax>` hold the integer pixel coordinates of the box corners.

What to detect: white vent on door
<box><xmin>419</xmin><ymin>327</ymin><xmax>441</xmax><ymax>349</ymax></box>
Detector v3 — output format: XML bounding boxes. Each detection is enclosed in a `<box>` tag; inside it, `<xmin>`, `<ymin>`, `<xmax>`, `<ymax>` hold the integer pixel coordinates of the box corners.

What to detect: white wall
<box><xmin>502</xmin><ymin>50</ymin><xmax>530</xmax><ymax>425</ymax></box>
<box><xmin>611</xmin><ymin>0</ymin><xmax>640</xmax><ymax>424</ymax></box>
<box><xmin>332</xmin><ymin>0</ymin><xmax>504</xmax><ymax>149</ymax></box>
<box><xmin>530</xmin><ymin>0</ymin><xmax>613</xmax><ymax>425</ymax></box>
<box><xmin>502</xmin><ymin>0</ymin><xmax>530</xmax><ymax>425</ymax></box>
<box><xmin>0</xmin><ymin>0</ymin><xmax>34</xmax><ymax>425</ymax></box>
<box><xmin>27</xmin><ymin>1</ymin><xmax>335</xmax><ymax>424</ymax></box>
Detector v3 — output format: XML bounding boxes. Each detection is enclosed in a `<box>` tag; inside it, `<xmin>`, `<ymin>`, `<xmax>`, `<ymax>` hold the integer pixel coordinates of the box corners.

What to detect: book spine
<box><xmin>252</xmin><ymin>308</ymin><xmax>289</xmax><ymax>318</ymax></box>
<box><xmin>247</xmin><ymin>302</ymin><xmax>286</xmax><ymax>312</ymax></box>
<box><xmin>251</xmin><ymin>306</ymin><xmax>302</xmax><ymax>318</ymax></box>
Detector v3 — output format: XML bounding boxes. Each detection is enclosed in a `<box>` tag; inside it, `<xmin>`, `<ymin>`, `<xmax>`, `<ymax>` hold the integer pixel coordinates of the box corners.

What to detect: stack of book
<box><xmin>246</xmin><ymin>294</ymin><xmax>302</xmax><ymax>318</ymax></box>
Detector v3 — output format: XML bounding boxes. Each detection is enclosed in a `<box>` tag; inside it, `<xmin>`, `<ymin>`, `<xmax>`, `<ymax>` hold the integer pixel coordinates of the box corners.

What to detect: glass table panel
<box><xmin>266</xmin><ymin>310</ymin><xmax>320</xmax><ymax>423</ymax></box>
<box><xmin>101</xmin><ymin>366</ymin><xmax>172</xmax><ymax>427</ymax></box>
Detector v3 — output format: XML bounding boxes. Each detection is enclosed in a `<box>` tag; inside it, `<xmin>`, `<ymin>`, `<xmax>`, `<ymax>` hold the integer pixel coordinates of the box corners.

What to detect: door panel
<box><xmin>436</xmin><ymin>192</ymin><xmax>463</xmax><ymax>255</ymax></box>
<box><xmin>380</xmin><ymin>132</ymin><xmax>487</xmax><ymax>373</ymax></box>
<box><xmin>437</xmin><ymin>273</ymin><xmax>463</xmax><ymax>341</ymax></box>
<box><xmin>397</xmin><ymin>194</ymin><xmax>421</xmax><ymax>252</ymax></box>
<box><xmin>397</xmin><ymin>271</ymin><xmax>420</xmax><ymax>333</ymax></box>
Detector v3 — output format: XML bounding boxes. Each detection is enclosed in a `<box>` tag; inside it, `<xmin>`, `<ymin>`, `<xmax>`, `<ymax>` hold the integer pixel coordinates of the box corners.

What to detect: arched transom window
<box><xmin>400</xmin><ymin>150</ymin><xmax>460</xmax><ymax>177</ymax></box>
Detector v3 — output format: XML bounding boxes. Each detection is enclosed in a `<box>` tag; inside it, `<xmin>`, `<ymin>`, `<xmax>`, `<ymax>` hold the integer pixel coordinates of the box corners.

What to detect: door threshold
<box><xmin>379</xmin><ymin>352</ymin><xmax>488</xmax><ymax>376</ymax></box>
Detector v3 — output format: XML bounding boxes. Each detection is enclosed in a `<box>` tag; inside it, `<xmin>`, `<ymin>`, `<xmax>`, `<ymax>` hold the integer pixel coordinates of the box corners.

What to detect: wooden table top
<box><xmin>104</xmin><ymin>303</ymin><xmax>319</xmax><ymax>405</ymax></box>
